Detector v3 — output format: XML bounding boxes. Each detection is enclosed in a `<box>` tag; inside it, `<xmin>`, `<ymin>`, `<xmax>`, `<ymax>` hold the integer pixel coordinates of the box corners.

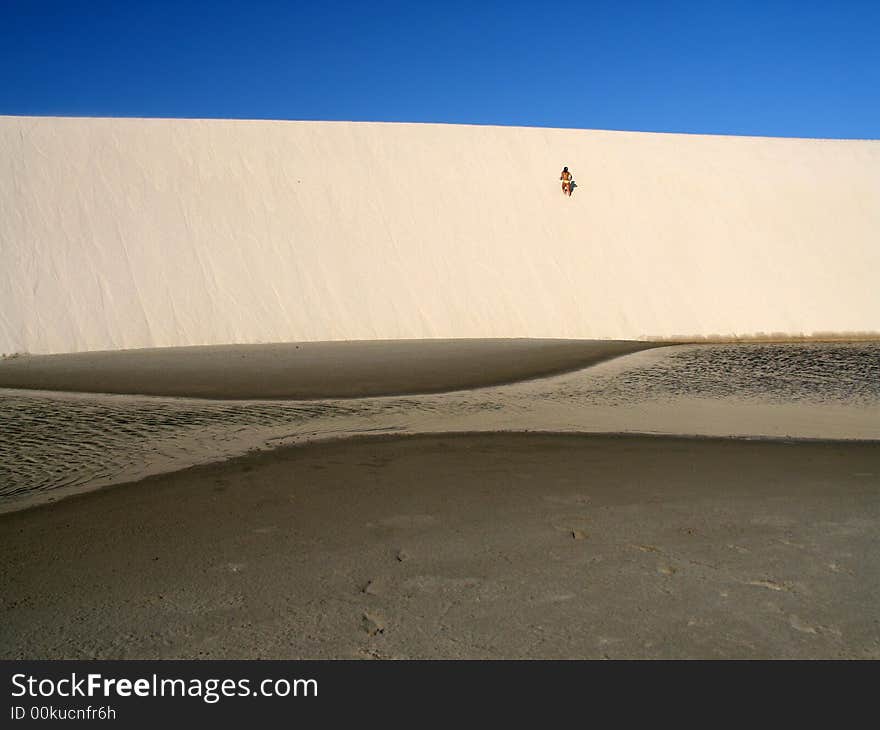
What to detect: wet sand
<box><xmin>0</xmin><ymin>339</ymin><xmax>658</xmax><ymax>399</ymax></box>
<box><xmin>2</xmin><ymin>432</ymin><xmax>878</xmax><ymax>659</ymax></box>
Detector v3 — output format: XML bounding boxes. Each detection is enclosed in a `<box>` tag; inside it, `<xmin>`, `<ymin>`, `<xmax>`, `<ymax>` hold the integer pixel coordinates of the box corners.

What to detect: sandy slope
<box><xmin>1</xmin><ymin>117</ymin><xmax>878</xmax><ymax>355</ymax></box>
<box><xmin>2</xmin><ymin>432</ymin><xmax>878</xmax><ymax>659</ymax></box>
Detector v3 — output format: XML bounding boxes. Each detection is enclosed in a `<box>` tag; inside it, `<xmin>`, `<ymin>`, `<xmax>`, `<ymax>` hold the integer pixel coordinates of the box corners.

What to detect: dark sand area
<box><xmin>0</xmin><ymin>339</ymin><xmax>659</xmax><ymax>399</ymax></box>
<box><xmin>2</xmin><ymin>432</ymin><xmax>878</xmax><ymax>659</ymax></box>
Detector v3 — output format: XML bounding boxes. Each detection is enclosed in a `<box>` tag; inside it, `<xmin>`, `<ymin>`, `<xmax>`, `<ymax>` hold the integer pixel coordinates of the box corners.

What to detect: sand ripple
<box><xmin>1</xmin><ymin>343</ymin><xmax>878</xmax><ymax>511</ymax></box>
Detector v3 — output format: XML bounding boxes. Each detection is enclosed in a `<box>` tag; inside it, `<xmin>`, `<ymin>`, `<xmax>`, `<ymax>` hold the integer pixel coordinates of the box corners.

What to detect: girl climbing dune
<box><xmin>560</xmin><ymin>166</ymin><xmax>573</xmax><ymax>196</ymax></box>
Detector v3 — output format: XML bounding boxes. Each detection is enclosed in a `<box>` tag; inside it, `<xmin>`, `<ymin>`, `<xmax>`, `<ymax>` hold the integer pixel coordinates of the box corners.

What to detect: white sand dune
<box><xmin>1</xmin><ymin>116</ymin><xmax>878</xmax><ymax>355</ymax></box>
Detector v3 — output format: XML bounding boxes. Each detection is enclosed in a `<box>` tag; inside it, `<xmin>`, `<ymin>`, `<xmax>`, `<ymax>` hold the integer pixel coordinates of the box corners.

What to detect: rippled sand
<box><xmin>1</xmin><ymin>342</ymin><xmax>878</xmax><ymax>512</ymax></box>
<box><xmin>2</xmin><ymin>341</ymin><xmax>879</xmax><ymax>660</ymax></box>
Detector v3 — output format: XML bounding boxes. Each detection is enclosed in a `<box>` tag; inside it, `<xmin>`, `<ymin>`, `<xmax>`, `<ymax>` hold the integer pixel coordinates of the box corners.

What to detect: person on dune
<box><xmin>560</xmin><ymin>166</ymin><xmax>573</xmax><ymax>197</ymax></box>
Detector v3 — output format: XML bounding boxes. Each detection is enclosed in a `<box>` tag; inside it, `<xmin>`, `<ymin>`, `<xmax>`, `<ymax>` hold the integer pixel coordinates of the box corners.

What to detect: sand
<box><xmin>2</xmin><ymin>116</ymin><xmax>879</xmax><ymax>355</ymax></box>
<box><xmin>2</xmin><ymin>432</ymin><xmax>877</xmax><ymax>660</ymax></box>
<box><xmin>0</xmin><ymin>338</ymin><xmax>658</xmax><ymax>399</ymax></box>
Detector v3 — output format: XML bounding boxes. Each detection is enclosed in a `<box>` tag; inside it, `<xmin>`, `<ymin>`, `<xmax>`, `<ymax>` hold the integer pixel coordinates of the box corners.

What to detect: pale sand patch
<box><xmin>0</xmin><ymin>338</ymin><xmax>658</xmax><ymax>399</ymax></box>
<box><xmin>2</xmin><ymin>433</ymin><xmax>878</xmax><ymax>659</ymax></box>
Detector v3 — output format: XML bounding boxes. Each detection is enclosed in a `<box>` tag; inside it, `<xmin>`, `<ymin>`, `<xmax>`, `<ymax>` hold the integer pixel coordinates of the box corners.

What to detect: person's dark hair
<box><xmin>563</xmin><ymin>166</ymin><xmax>568</xmax><ymax>172</ymax></box>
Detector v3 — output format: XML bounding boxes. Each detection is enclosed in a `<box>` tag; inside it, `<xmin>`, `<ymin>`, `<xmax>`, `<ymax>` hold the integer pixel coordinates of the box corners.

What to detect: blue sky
<box><xmin>1</xmin><ymin>0</ymin><xmax>878</xmax><ymax>138</ymax></box>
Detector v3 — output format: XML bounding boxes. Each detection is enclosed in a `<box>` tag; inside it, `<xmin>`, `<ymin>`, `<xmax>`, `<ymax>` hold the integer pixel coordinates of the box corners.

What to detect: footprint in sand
<box><xmin>554</xmin><ymin>523</ymin><xmax>589</xmax><ymax>540</ymax></box>
<box><xmin>361</xmin><ymin>579</ymin><xmax>385</xmax><ymax>596</ymax></box>
<box><xmin>746</xmin><ymin>579</ymin><xmax>789</xmax><ymax>592</ymax></box>
<box><xmin>632</xmin><ymin>544</ymin><xmax>662</xmax><ymax>554</ymax></box>
<box><xmin>788</xmin><ymin>615</ymin><xmax>817</xmax><ymax>635</ymax></box>
<box><xmin>361</xmin><ymin>612</ymin><xmax>386</xmax><ymax>636</ymax></box>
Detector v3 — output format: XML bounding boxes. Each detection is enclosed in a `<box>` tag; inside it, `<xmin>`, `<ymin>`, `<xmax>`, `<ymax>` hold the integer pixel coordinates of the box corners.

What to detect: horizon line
<box><xmin>2</xmin><ymin>113</ymin><xmax>878</xmax><ymax>142</ymax></box>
